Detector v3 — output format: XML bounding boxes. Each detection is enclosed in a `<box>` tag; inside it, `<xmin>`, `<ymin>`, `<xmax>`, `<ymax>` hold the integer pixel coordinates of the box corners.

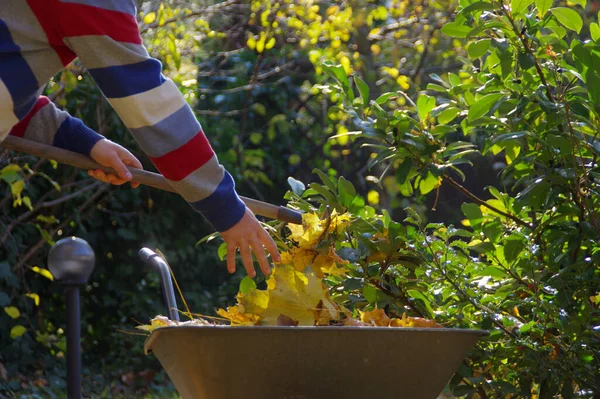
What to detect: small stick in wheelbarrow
<box><xmin>1</xmin><ymin>136</ymin><xmax>302</xmax><ymax>224</ymax></box>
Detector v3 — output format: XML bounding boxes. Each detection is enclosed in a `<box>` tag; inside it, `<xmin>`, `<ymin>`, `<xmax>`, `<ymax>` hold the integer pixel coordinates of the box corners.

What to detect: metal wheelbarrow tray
<box><xmin>144</xmin><ymin>325</ymin><xmax>488</xmax><ymax>399</ymax></box>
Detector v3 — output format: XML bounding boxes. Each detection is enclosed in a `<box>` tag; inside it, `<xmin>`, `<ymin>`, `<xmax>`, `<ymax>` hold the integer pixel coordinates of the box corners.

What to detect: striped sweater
<box><xmin>0</xmin><ymin>0</ymin><xmax>246</xmax><ymax>232</ymax></box>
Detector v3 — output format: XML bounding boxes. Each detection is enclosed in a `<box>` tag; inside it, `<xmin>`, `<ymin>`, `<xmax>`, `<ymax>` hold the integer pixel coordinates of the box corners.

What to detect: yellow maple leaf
<box><xmin>390</xmin><ymin>313</ymin><xmax>443</xmax><ymax>328</ymax></box>
<box><xmin>261</xmin><ymin>264</ymin><xmax>337</xmax><ymax>326</ymax></box>
<box><xmin>312</xmin><ymin>246</ymin><xmax>350</xmax><ymax>277</ymax></box>
<box><xmin>360</xmin><ymin>307</ymin><xmax>391</xmax><ymax>326</ymax></box>
<box><xmin>237</xmin><ymin>287</ymin><xmax>269</xmax><ymax>316</ymax></box>
<box><xmin>217</xmin><ymin>305</ymin><xmax>261</xmax><ymax>326</ymax></box>
<box><xmin>327</xmin><ymin>210</ymin><xmax>352</xmax><ymax>234</ymax></box>
<box><xmin>136</xmin><ymin>315</ymin><xmax>174</xmax><ymax>332</ymax></box>
<box><xmin>280</xmin><ymin>247</ymin><xmax>316</xmax><ymax>272</ymax></box>
<box><xmin>288</xmin><ymin>213</ymin><xmax>324</xmax><ymax>248</ymax></box>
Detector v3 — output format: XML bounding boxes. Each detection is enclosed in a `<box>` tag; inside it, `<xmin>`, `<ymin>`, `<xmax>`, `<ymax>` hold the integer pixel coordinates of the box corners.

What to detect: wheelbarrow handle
<box><xmin>1</xmin><ymin>136</ymin><xmax>302</xmax><ymax>224</ymax></box>
<box><xmin>139</xmin><ymin>248</ymin><xmax>180</xmax><ymax>322</ymax></box>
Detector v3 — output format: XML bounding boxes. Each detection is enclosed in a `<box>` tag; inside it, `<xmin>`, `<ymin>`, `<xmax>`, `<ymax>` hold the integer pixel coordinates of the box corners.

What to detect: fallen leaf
<box><xmin>277</xmin><ymin>314</ymin><xmax>299</xmax><ymax>326</ymax></box>
<box><xmin>360</xmin><ymin>307</ymin><xmax>391</xmax><ymax>326</ymax></box>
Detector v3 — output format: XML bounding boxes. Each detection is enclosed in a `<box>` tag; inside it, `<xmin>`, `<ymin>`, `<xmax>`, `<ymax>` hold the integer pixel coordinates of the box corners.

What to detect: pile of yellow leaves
<box><xmin>216</xmin><ymin>212</ymin><xmax>442</xmax><ymax>328</ymax></box>
<box><xmin>217</xmin><ymin>263</ymin><xmax>339</xmax><ymax>326</ymax></box>
<box><xmin>138</xmin><ymin>212</ymin><xmax>442</xmax><ymax>330</ymax></box>
<box><xmin>281</xmin><ymin>211</ymin><xmax>352</xmax><ymax>277</ymax></box>
<box><xmin>349</xmin><ymin>308</ymin><xmax>442</xmax><ymax>328</ymax></box>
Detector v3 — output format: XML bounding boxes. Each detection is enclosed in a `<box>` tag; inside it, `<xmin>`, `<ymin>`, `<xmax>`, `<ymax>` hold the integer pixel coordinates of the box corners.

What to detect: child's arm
<box><xmin>57</xmin><ymin>4</ymin><xmax>246</xmax><ymax>233</ymax></box>
<box><xmin>9</xmin><ymin>96</ymin><xmax>142</xmax><ymax>187</ymax></box>
<box><xmin>53</xmin><ymin>0</ymin><xmax>280</xmax><ymax>274</ymax></box>
<box><xmin>9</xmin><ymin>96</ymin><xmax>103</xmax><ymax>155</ymax></box>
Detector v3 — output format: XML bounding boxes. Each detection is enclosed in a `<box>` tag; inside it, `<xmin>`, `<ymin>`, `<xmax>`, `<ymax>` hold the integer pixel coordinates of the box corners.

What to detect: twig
<box><xmin>12</xmin><ymin>184</ymin><xmax>109</xmax><ymax>272</ymax></box>
<box><xmin>442</xmin><ymin>175</ymin><xmax>533</xmax><ymax>229</ymax></box>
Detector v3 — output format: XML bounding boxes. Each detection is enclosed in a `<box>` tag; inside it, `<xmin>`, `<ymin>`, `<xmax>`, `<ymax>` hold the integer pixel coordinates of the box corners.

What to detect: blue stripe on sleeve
<box><xmin>88</xmin><ymin>59</ymin><xmax>165</xmax><ymax>98</ymax></box>
<box><xmin>0</xmin><ymin>19</ymin><xmax>41</xmax><ymax>119</ymax></box>
<box><xmin>190</xmin><ymin>173</ymin><xmax>247</xmax><ymax>232</ymax></box>
<box><xmin>53</xmin><ymin>117</ymin><xmax>104</xmax><ymax>155</ymax></box>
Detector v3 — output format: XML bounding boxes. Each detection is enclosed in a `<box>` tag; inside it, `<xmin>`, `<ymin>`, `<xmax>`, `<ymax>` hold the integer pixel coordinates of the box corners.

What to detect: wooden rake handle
<box><xmin>1</xmin><ymin>136</ymin><xmax>302</xmax><ymax>225</ymax></box>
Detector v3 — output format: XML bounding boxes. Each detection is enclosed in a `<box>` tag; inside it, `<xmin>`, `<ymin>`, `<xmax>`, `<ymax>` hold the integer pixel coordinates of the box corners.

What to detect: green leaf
<box><xmin>535</xmin><ymin>0</ymin><xmax>553</xmax><ymax>17</ymax></box>
<box><xmin>363</xmin><ymin>284</ymin><xmax>378</xmax><ymax>303</ymax></box>
<box><xmin>217</xmin><ymin>242</ymin><xmax>228</xmax><ymax>261</ymax></box>
<box><xmin>10</xmin><ymin>325</ymin><xmax>27</xmax><ymax>339</ymax></box>
<box><xmin>407</xmin><ymin>290</ymin><xmax>434</xmax><ymax>318</ymax></box>
<box><xmin>437</xmin><ymin>107</ymin><xmax>460</xmax><ymax>125</ymax></box>
<box><xmin>4</xmin><ymin>306</ymin><xmax>20</xmax><ymax>319</ymax></box>
<box><xmin>239</xmin><ymin>276</ymin><xmax>257</xmax><ymax>294</ymax></box>
<box><xmin>462</xmin><ymin>203</ymin><xmax>483</xmax><ymax>231</ymax></box>
<box><xmin>550</xmin><ymin>8</ymin><xmax>583</xmax><ymax>33</ymax></box>
<box><xmin>322</xmin><ymin>61</ymin><xmax>354</xmax><ymax>100</ymax></box>
<box><xmin>459</xmin><ymin>1</ymin><xmax>495</xmax><ymax>15</ymax></box>
<box><xmin>480</xmin><ymin>266</ymin><xmax>508</xmax><ymax>278</ymax></box>
<box><xmin>354</xmin><ymin>76</ymin><xmax>370</xmax><ymax>104</ymax></box>
<box><xmin>287</xmin><ymin>176</ymin><xmax>306</xmax><ymax>196</ymax></box>
<box><xmin>468</xmin><ymin>39</ymin><xmax>491</xmax><ymax>59</ymax></box>
<box><xmin>396</xmin><ymin>159</ymin><xmax>413</xmax><ymax>185</ymax></box>
<box><xmin>417</xmin><ymin>95</ymin><xmax>436</xmax><ymax>122</ymax></box>
<box><xmin>468</xmin><ymin>93</ymin><xmax>504</xmax><ymax>121</ymax></box>
<box><xmin>375</xmin><ymin>92</ymin><xmax>395</xmax><ymax>105</ymax></box>
<box><xmin>312</xmin><ymin>169</ymin><xmax>337</xmax><ymax>192</ymax></box>
<box><xmin>490</xmin><ymin>131</ymin><xmax>528</xmax><ymax>145</ymax></box>
<box><xmin>441</xmin><ymin>22</ymin><xmax>472</xmax><ymax>38</ymax></box>
<box><xmin>504</xmin><ymin>237</ymin><xmax>525</xmax><ymax>263</ymax></box>
<box><xmin>512</xmin><ymin>0</ymin><xmax>535</xmax><ymax>15</ymax></box>
<box><xmin>591</xmin><ymin>23</ymin><xmax>600</xmax><ymax>42</ymax></box>
<box><xmin>338</xmin><ymin>176</ymin><xmax>357</xmax><ymax>207</ymax></box>
<box><xmin>520</xmin><ymin>321</ymin><xmax>537</xmax><ymax>333</ymax></box>
<box><xmin>483</xmin><ymin>220</ymin><xmax>503</xmax><ymax>243</ymax></box>
<box><xmin>419</xmin><ymin>172</ymin><xmax>439</xmax><ymax>195</ymax></box>
<box><xmin>453</xmin><ymin>385</ymin><xmax>476</xmax><ymax>396</ymax></box>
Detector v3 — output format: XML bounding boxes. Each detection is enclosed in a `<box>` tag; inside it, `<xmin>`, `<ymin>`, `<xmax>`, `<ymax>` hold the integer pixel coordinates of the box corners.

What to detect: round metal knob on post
<box><xmin>48</xmin><ymin>236</ymin><xmax>95</xmax><ymax>285</ymax></box>
<box><xmin>48</xmin><ymin>237</ymin><xmax>95</xmax><ymax>399</ymax></box>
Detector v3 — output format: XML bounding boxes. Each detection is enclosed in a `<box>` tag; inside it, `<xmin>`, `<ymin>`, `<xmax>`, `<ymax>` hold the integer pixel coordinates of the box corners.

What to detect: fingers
<box><xmin>87</xmin><ymin>169</ymin><xmax>128</xmax><ymax>185</ymax></box>
<box><xmin>259</xmin><ymin>228</ymin><xmax>281</xmax><ymax>263</ymax></box>
<box><xmin>226</xmin><ymin>243</ymin><xmax>237</xmax><ymax>274</ymax></box>
<box><xmin>108</xmin><ymin>153</ymin><xmax>133</xmax><ymax>182</ymax></box>
<box><xmin>250</xmin><ymin>236</ymin><xmax>271</xmax><ymax>276</ymax></box>
<box><xmin>119</xmin><ymin>147</ymin><xmax>143</xmax><ymax>170</ymax></box>
<box><xmin>122</xmin><ymin>154</ymin><xmax>143</xmax><ymax>188</ymax></box>
<box><xmin>239</xmin><ymin>242</ymin><xmax>256</xmax><ymax>278</ymax></box>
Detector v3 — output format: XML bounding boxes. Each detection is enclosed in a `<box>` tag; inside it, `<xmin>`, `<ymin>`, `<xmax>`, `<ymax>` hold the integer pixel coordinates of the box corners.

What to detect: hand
<box><xmin>89</xmin><ymin>139</ymin><xmax>143</xmax><ymax>187</ymax></box>
<box><xmin>221</xmin><ymin>208</ymin><xmax>281</xmax><ymax>278</ymax></box>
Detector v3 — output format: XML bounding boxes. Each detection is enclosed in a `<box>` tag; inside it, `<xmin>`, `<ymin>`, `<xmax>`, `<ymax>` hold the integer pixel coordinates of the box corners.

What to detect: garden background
<box><xmin>1</xmin><ymin>0</ymin><xmax>599</xmax><ymax>397</ymax></box>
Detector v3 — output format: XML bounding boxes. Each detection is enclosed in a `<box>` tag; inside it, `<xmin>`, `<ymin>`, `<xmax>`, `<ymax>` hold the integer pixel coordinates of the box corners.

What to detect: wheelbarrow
<box><xmin>141</xmin><ymin>249</ymin><xmax>489</xmax><ymax>399</ymax></box>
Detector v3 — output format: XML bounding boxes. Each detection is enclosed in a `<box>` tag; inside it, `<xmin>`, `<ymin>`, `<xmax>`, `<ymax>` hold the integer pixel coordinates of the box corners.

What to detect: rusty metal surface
<box><xmin>145</xmin><ymin>326</ymin><xmax>487</xmax><ymax>399</ymax></box>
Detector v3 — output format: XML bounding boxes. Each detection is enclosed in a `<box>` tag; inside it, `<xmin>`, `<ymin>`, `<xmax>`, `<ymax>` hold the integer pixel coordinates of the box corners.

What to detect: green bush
<box><xmin>301</xmin><ymin>0</ymin><xmax>600</xmax><ymax>396</ymax></box>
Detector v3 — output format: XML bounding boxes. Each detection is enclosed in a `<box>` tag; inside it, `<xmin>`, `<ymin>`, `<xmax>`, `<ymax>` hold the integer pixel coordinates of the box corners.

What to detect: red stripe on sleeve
<box><xmin>58</xmin><ymin>3</ymin><xmax>142</xmax><ymax>44</ymax></box>
<box><xmin>9</xmin><ymin>97</ymin><xmax>51</xmax><ymax>138</ymax></box>
<box><xmin>149</xmin><ymin>131</ymin><xmax>215</xmax><ymax>181</ymax></box>
<box><xmin>26</xmin><ymin>0</ymin><xmax>76</xmax><ymax>65</ymax></box>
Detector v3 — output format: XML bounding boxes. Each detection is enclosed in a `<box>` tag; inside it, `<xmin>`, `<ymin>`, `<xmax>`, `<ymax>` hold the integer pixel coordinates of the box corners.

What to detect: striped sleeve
<box><xmin>54</xmin><ymin>0</ymin><xmax>246</xmax><ymax>231</ymax></box>
<box><xmin>9</xmin><ymin>95</ymin><xmax>104</xmax><ymax>156</ymax></box>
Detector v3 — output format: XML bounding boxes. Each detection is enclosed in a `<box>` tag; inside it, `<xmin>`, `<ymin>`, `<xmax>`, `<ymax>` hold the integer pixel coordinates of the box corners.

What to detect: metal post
<box><xmin>65</xmin><ymin>286</ymin><xmax>81</xmax><ymax>398</ymax></box>
<box><xmin>48</xmin><ymin>237</ymin><xmax>95</xmax><ymax>399</ymax></box>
